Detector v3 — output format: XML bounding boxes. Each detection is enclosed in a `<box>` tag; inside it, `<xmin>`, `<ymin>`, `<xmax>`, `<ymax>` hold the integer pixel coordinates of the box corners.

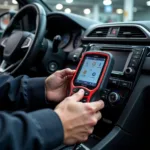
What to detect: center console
<box><xmin>86</xmin><ymin>45</ymin><xmax>148</xmax><ymax>122</ymax></box>
<box><xmin>56</xmin><ymin>44</ymin><xmax>149</xmax><ymax>150</ymax></box>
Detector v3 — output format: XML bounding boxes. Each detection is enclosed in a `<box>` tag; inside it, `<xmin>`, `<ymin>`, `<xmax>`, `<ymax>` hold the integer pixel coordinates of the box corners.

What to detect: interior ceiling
<box><xmin>0</xmin><ymin>0</ymin><xmax>149</xmax><ymax>14</ymax></box>
<box><xmin>43</xmin><ymin>0</ymin><xmax>150</xmax><ymax>14</ymax></box>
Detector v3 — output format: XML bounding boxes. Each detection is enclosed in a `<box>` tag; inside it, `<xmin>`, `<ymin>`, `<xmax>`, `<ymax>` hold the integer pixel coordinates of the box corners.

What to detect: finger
<box><xmin>94</xmin><ymin>111</ymin><xmax>102</xmax><ymax>121</ymax></box>
<box><xmin>64</xmin><ymin>75</ymin><xmax>74</xmax><ymax>80</ymax></box>
<box><xmin>57</xmin><ymin>68</ymin><xmax>76</xmax><ymax>78</ymax></box>
<box><xmin>63</xmin><ymin>75</ymin><xmax>73</xmax><ymax>87</ymax></box>
<box><xmin>88</xmin><ymin>127</ymin><xmax>94</xmax><ymax>134</ymax></box>
<box><xmin>84</xmin><ymin>126</ymin><xmax>94</xmax><ymax>134</ymax></box>
<box><xmin>78</xmin><ymin>133</ymin><xmax>89</xmax><ymax>142</ymax></box>
<box><xmin>70</xmin><ymin>89</ymin><xmax>85</xmax><ymax>102</ymax></box>
<box><xmin>66</xmin><ymin>76</ymin><xmax>73</xmax><ymax>87</ymax></box>
<box><xmin>89</xmin><ymin>100</ymin><xmax>105</xmax><ymax>112</ymax></box>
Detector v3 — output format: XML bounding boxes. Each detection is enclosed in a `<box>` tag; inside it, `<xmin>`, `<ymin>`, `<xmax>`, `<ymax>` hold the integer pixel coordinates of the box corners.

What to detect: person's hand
<box><xmin>45</xmin><ymin>68</ymin><xmax>75</xmax><ymax>102</ymax></box>
<box><xmin>54</xmin><ymin>89</ymin><xmax>104</xmax><ymax>145</ymax></box>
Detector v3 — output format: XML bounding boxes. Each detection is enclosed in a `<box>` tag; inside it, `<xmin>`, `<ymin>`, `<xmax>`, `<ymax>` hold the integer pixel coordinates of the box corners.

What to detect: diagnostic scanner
<box><xmin>70</xmin><ymin>51</ymin><xmax>114</xmax><ymax>102</ymax></box>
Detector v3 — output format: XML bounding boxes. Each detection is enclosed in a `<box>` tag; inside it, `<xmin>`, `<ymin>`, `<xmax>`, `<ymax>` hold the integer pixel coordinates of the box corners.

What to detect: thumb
<box><xmin>70</xmin><ymin>89</ymin><xmax>85</xmax><ymax>102</ymax></box>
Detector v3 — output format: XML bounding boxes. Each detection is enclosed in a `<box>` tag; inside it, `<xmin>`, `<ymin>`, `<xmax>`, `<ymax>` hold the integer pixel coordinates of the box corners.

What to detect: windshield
<box><xmin>42</xmin><ymin>0</ymin><xmax>149</xmax><ymax>23</ymax></box>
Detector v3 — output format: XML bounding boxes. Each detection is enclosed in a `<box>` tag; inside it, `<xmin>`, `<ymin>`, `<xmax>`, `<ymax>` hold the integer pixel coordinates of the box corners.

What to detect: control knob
<box><xmin>108</xmin><ymin>92</ymin><xmax>120</xmax><ymax>104</ymax></box>
<box><xmin>124</xmin><ymin>67</ymin><xmax>135</xmax><ymax>77</ymax></box>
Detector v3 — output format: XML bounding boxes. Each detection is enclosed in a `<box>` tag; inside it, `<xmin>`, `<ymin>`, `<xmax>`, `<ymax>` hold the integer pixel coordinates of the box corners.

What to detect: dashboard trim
<box><xmin>82</xmin><ymin>24</ymin><xmax>150</xmax><ymax>42</ymax></box>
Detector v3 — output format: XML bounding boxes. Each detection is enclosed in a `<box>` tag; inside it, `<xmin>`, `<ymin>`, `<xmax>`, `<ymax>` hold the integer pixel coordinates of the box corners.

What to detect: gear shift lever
<box><xmin>52</xmin><ymin>35</ymin><xmax>62</xmax><ymax>53</ymax></box>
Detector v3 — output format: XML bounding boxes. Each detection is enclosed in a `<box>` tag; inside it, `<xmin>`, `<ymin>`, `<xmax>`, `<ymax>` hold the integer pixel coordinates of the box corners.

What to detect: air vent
<box><xmin>88</xmin><ymin>27</ymin><xmax>109</xmax><ymax>37</ymax></box>
<box><xmin>118</xmin><ymin>26</ymin><xmax>146</xmax><ymax>38</ymax></box>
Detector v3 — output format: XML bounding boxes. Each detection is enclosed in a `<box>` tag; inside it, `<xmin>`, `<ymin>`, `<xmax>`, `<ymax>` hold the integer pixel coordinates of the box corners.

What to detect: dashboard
<box><xmin>50</xmin><ymin>19</ymin><xmax>150</xmax><ymax>150</ymax></box>
<box><xmin>67</xmin><ymin>22</ymin><xmax>150</xmax><ymax>150</ymax></box>
<box><xmin>22</xmin><ymin>10</ymin><xmax>150</xmax><ymax>150</ymax></box>
<box><xmin>32</xmin><ymin>12</ymin><xmax>98</xmax><ymax>76</ymax></box>
<box><xmin>46</xmin><ymin>29</ymin><xmax>83</xmax><ymax>52</ymax></box>
<box><xmin>44</xmin><ymin>12</ymin><xmax>93</xmax><ymax>52</ymax></box>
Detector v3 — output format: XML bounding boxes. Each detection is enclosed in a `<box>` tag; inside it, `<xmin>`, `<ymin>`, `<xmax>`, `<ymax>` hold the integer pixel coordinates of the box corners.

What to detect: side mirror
<box><xmin>0</xmin><ymin>11</ymin><xmax>16</xmax><ymax>37</ymax></box>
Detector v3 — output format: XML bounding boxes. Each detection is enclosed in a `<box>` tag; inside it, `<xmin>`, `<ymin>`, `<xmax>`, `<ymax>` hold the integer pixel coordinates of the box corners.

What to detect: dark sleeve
<box><xmin>0</xmin><ymin>109</ymin><xmax>64</xmax><ymax>150</ymax></box>
<box><xmin>0</xmin><ymin>74</ymin><xmax>48</xmax><ymax>111</ymax></box>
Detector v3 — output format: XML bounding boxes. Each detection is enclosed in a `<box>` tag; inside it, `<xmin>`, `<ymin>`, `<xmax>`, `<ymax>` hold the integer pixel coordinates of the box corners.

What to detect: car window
<box><xmin>0</xmin><ymin>0</ymin><xmax>18</xmax><ymax>13</ymax></box>
<box><xmin>42</xmin><ymin>0</ymin><xmax>150</xmax><ymax>23</ymax></box>
<box><xmin>0</xmin><ymin>0</ymin><xmax>18</xmax><ymax>30</ymax></box>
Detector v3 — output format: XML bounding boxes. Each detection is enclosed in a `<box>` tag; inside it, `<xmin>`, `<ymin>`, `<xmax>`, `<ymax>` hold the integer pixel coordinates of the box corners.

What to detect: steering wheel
<box><xmin>0</xmin><ymin>3</ymin><xmax>46</xmax><ymax>75</ymax></box>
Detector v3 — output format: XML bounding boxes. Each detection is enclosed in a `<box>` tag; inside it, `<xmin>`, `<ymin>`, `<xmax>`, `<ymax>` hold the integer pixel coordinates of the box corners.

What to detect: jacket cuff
<box><xmin>29</xmin><ymin>109</ymin><xmax>64</xmax><ymax>149</ymax></box>
<box><xmin>25</xmin><ymin>77</ymin><xmax>47</xmax><ymax>110</ymax></box>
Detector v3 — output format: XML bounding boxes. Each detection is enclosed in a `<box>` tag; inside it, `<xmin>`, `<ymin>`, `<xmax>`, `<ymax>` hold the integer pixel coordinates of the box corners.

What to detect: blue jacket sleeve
<box><xmin>0</xmin><ymin>109</ymin><xmax>64</xmax><ymax>150</ymax></box>
<box><xmin>0</xmin><ymin>74</ymin><xmax>48</xmax><ymax>111</ymax></box>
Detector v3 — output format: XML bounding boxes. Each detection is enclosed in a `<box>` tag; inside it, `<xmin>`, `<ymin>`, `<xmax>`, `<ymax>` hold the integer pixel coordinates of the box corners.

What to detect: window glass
<box><xmin>43</xmin><ymin>0</ymin><xmax>150</xmax><ymax>23</ymax></box>
<box><xmin>0</xmin><ymin>0</ymin><xmax>18</xmax><ymax>30</ymax></box>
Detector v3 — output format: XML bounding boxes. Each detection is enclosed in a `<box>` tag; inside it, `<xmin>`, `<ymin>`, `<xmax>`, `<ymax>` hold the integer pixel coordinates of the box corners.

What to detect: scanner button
<box><xmin>100</xmin><ymin>94</ymin><xmax>107</xmax><ymax>100</ymax></box>
<box><xmin>73</xmin><ymin>88</ymin><xmax>79</xmax><ymax>93</ymax></box>
<box><xmin>81</xmin><ymin>99</ymin><xmax>87</xmax><ymax>103</ymax></box>
<box><xmin>84</xmin><ymin>90</ymin><xmax>90</xmax><ymax>96</ymax></box>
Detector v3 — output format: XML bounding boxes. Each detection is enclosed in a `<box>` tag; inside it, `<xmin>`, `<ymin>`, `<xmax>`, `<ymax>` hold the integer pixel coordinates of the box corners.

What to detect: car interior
<box><xmin>0</xmin><ymin>0</ymin><xmax>150</xmax><ymax>149</ymax></box>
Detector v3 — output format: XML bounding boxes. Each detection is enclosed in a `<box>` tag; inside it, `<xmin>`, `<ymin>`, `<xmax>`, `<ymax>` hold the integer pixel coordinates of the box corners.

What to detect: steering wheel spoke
<box><xmin>1</xmin><ymin>38</ymin><xmax>8</xmax><ymax>48</ymax></box>
<box><xmin>21</xmin><ymin>37</ymin><xmax>32</xmax><ymax>49</ymax></box>
<box><xmin>0</xmin><ymin>60</ymin><xmax>7</xmax><ymax>72</ymax></box>
<box><xmin>0</xmin><ymin>60</ymin><xmax>21</xmax><ymax>73</ymax></box>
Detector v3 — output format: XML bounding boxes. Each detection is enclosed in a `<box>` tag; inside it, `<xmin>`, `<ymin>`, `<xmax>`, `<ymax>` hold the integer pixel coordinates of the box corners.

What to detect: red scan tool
<box><xmin>70</xmin><ymin>51</ymin><xmax>114</xmax><ymax>102</ymax></box>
